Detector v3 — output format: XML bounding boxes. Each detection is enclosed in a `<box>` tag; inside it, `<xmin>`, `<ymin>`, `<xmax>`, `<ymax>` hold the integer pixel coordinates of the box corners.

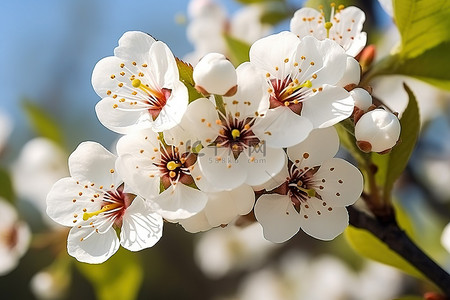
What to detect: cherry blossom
<box><xmin>46</xmin><ymin>142</ymin><xmax>163</xmax><ymax>263</ymax></box>
<box><xmin>254</xmin><ymin>127</ymin><xmax>363</xmax><ymax>242</ymax></box>
<box><xmin>92</xmin><ymin>31</ymin><xmax>188</xmax><ymax>134</ymax></box>
<box><xmin>290</xmin><ymin>4</ymin><xmax>367</xmax><ymax>57</ymax></box>
<box><xmin>250</xmin><ymin>31</ymin><xmax>355</xmax><ymax>147</ymax></box>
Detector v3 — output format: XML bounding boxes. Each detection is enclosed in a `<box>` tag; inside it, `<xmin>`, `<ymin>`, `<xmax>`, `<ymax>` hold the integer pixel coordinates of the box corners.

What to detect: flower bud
<box><xmin>355</xmin><ymin>109</ymin><xmax>401</xmax><ymax>153</ymax></box>
<box><xmin>350</xmin><ymin>88</ymin><xmax>372</xmax><ymax>111</ymax></box>
<box><xmin>337</xmin><ymin>56</ymin><xmax>361</xmax><ymax>87</ymax></box>
<box><xmin>193</xmin><ymin>53</ymin><xmax>237</xmax><ymax>96</ymax></box>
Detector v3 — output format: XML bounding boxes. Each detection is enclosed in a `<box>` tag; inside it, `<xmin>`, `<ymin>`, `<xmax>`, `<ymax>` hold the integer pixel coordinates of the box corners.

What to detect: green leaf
<box><xmin>394</xmin><ymin>0</ymin><xmax>450</xmax><ymax>59</ymax></box>
<box><xmin>345</xmin><ymin>203</ymin><xmax>423</xmax><ymax>279</ymax></box>
<box><xmin>393</xmin><ymin>296</ymin><xmax>424</xmax><ymax>300</ymax></box>
<box><xmin>22</xmin><ymin>99</ymin><xmax>64</xmax><ymax>146</ymax></box>
<box><xmin>77</xmin><ymin>248</ymin><xmax>143</xmax><ymax>300</ymax></box>
<box><xmin>0</xmin><ymin>168</ymin><xmax>15</xmax><ymax>203</ymax></box>
<box><xmin>372</xmin><ymin>83</ymin><xmax>420</xmax><ymax>202</ymax></box>
<box><xmin>259</xmin><ymin>2</ymin><xmax>291</xmax><ymax>25</ymax></box>
<box><xmin>176</xmin><ymin>58</ymin><xmax>203</xmax><ymax>103</ymax></box>
<box><xmin>223</xmin><ymin>34</ymin><xmax>250</xmax><ymax>67</ymax></box>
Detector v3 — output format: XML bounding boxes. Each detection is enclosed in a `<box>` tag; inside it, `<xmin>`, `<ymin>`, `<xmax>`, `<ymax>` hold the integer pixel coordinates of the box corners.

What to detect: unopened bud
<box><xmin>355</xmin><ymin>109</ymin><xmax>401</xmax><ymax>153</ymax></box>
<box><xmin>358</xmin><ymin>45</ymin><xmax>376</xmax><ymax>72</ymax></box>
<box><xmin>193</xmin><ymin>53</ymin><xmax>237</xmax><ymax>96</ymax></box>
<box><xmin>337</xmin><ymin>56</ymin><xmax>361</xmax><ymax>87</ymax></box>
<box><xmin>350</xmin><ymin>88</ymin><xmax>372</xmax><ymax>111</ymax></box>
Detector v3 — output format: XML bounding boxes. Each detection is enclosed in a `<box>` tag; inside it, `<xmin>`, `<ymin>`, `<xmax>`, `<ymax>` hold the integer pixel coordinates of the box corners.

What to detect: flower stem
<box><xmin>214</xmin><ymin>95</ymin><xmax>226</xmax><ymax>116</ymax></box>
<box><xmin>348</xmin><ymin>206</ymin><xmax>450</xmax><ymax>297</ymax></box>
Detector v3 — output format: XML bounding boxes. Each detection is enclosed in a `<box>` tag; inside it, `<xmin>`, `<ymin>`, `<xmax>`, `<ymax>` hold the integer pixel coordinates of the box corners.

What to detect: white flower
<box><xmin>249</xmin><ymin>31</ymin><xmax>355</xmax><ymax>147</ymax></box>
<box><xmin>290</xmin><ymin>4</ymin><xmax>367</xmax><ymax>56</ymax></box>
<box><xmin>170</xmin><ymin>63</ymin><xmax>286</xmax><ymax>191</ymax></box>
<box><xmin>0</xmin><ymin>199</ymin><xmax>30</xmax><ymax>275</ymax></box>
<box><xmin>355</xmin><ymin>109</ymin><xmax>401</xmax><ymax>153</ymax></box>
<box><xmin>178</xmin><ymin>184</ymin><xmax>255</xmax><ymax>233</ymax></box>
<box><xmin>254</xmin><ymin>127</ymin><xmax>363</xmax><ymax>242</ymax></box>
<box><xmin>92</xmin><ymin>31</ymin><xmax>188</xmax><ymax>134</ymax></box>
<box><xmin>11</xmin><ymin>138</ymin><xmax>68</xmax><ymax>219</ymax></box>
<box><xmin>441</xmin><ymin>222</ymin><xmax>450</xmax><ymax>253</ymax></box>
<box><xmin>46</xmin><ymin>142</ymin><xmax>163</xmax><ymax>264</ymax></box>
<box><xmin>193</xmin><ymin>53</ymin><xmax>237</xmax><ymax>96</ymax></box>
<box><xmin>115</xmin><ymin>129</ymin><xmax>208</xmax><ymax>220</ymax></box>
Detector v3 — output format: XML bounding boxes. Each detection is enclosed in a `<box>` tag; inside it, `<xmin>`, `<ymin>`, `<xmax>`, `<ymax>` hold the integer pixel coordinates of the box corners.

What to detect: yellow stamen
<box><xmin>83</xmin><ymin>203</ymin><xmax>122</xmax><ymax>221</ymax></box>
<box><xmin>231</xmin><ymin>129</ymin><xmax>241</xmax><ymax>139</ymax></box>
<box><xmin>167</xmin><ymin>161</ymin><xmax>181</xmax><ymax>171</ymax></box>
<box><xmin>131</xmin><ymin>78</ymin><xmax>163</xmax><ymax>99</ymax></box>
<box><xmin>296</xmin><ymin>184</ymin><xmax>317</xmax><ymax>198</ymax></box>
<box><xmin>325</xmin><ymin>22</ymin><xmax>333</xmax><ymax>38</ymax></box>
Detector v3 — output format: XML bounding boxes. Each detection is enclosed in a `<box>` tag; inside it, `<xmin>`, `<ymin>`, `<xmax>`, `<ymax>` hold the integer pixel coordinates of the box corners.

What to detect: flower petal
<box><xmin>314</xmin><ymin>158</ymin><xmax>363</xmax><ymax>207</ymax></box>
<box><xmin>152</xmin><ymin>81</ymin><xmax>188</xmax><ymax>132</ymax></box>
<box><xmin>67</xmin><ymin>225</ymin><xmax>119</xmax><ymax>264</ymax></box>
<box><xmin>120</xmin><ymin>197</ymin><xmax>163</xmax><ymax>251</ymax></box>
<box><xmin>302</xmin><ymin>85</ymin><xmax>354</xmax><ymax>128</ymax></box>
<box><xmin>299</xmin><ymin>200</ymin><xmax>349</xmax><ymax>240</ymax></box>
<box><xmin>244</xmin><ymin>146</ymin><xmax>286</xmax><ymax>187</ymax></box>
<box><xmin>287</xmin><ymin>127</ymin><xmax>339</xmax><ymax>169</ymax></box>
<box><xmin>253</xmin><ymin>106</ymin><xmax>313</xmax><ymax>148</ymax></box>
<box><xmin>68</xmin><ymin>142</ymin><xmax>120</xmax><ymax>189</ymax></box>
<box><xmin>46</xmin><ymin>177</ymin><xmax>100</xmax><ymax>227</ymax></box>
<box><xmin>290</xmin><ymin>8</ymin><xmax>326</xmax><ymax>40</ymax></box>
<box><xmin>155</xmin><ymin>183</ymin><xmax>207</xmax><ymax>220</ymax></box>
<box><xmin>114</xmin><ymin>31</ymin><xmax>156</xmax><ymax>62</ymax></box>
<box><xmin>178</xmin><ymin>211</ymin><xmax>212</xmax><ymax>233</ymax></box>
<box><xmin>254</xmin><ymin>194</ymin><xmax>301</xmax><ymax>243</ymax></box>
<box><xmin>197</xmin><ymin>146</ymin><xmax>248</xmax><ymax>190</ymax></box>
<box><xmin>116</xmin><ymin>128</ymin><xmax>159</xmax><ymax>157</ymax></box>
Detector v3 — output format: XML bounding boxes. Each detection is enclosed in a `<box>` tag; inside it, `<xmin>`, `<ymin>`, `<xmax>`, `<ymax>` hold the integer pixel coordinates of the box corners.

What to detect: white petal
<box><xmin>91</xmin><ymin>56</ymin><xmax>129</xmax><ymax>98</ymax></box>
<box><xmin>314</xmin><ymin>158</ymin><xmax>363</xmax><ymax>207</ymax></box>
<box><xmin>115</xmin><ymin>154</ymin><xmax>160</xmax><ymax>201</ymax></box>
<box><xmin>116</xmin><ymin>128</ymin><xmax>159</xmax><ymax>157</ymax></box>
<box><xmin>152</xmin><ymin>81</ymin><xmax>188</xmax><ymax>132</ymax></box>
<box><xmin>190</xmin><ymin>162</ymin><xmax>222</xmax><ymax>193</ymax></box>
<box><xmin>223</xmin><ymin>62</ymin><xmax>269</xmax><ymax>118</ymax></box>
<box><xmin>120</xmin><ymin>197</ymin><xmax>163</xmax><ymax>251</ymax></box>
<box><xmin>197</xmin><ymin>146</ymin><xmax>247</xmax><ymax>190</ymax></box>
<box><xmin>333</xmin><ymin>7</ymin><xmax>367</xmax><ymax>56</ymax></box>
<box><xmin>336</xmin><ymin>56</ymin><xmax>361</xmax><ymax>87</ymax></box>
<box><xmin>147</xmin><ymin>41</ymin><xmax>180</xmax><ymax>90</ymax></box>
<box><xmin>244</xmin><ymin>146</ymin><xmax>286</xmax><ymax>187</ymax></box>
<box><xmin>114</xmin><ymin>31</ymin><xmax>156</xmax><ymax>62</ymax></box>
<box><xmin>254</xmin><ymin>194</ymin><xmax>301</xmax><ymax>243</ymax></box>
<box><xmin>302</xmin><ymin>85</ymin><xmax>354</xmax><ymax>128</ymax></box>
<box><xmin>441</xmin><ymin>222</ymin><xmax>450</xmax><ymax>253</ymax></box>
<box><xmin>287</xmin><ymin>127</ymin><xmax>339</xmax><ymax>169</ymax></box>
<box><xmin>95</xmin><ymin>97</ymin><xmax>152</xmax><ymax>134</ymax></box>
<box><xmin>46</xmin><ymin>177</ymin><xmax>100</xmax><ymax>227</ymax></box>
<box><xmin>299</xmin><ymin>200</ymin><xmax>349</xmax><ymax>240</ymax></box>
<box><xmin>253</xmin><ymin>106</ymin><xmax>313</xmax><ymax>148</ymax></box>
<box><xmin>290</xmin><ymin>8</ymin><xmax>325</xmax><ymax>39</ymax></box>
<box><xmin>178</xmin><ymin>211</ymin><xmax>212</xmax><ymax>233</ymax></box>
<box><xmin>68</xmin><ymin>142</ymin><xmax>120</xmax><ymax>189</ymax></box>
<box><xmin>67</xmin><ymin>225</ymin><xmax>119</xmax><ymax>264</ymax></box>
<box><xmin>250</xmin><ymin>31</ymin><xmax>300</xmax><ymax>74</ymax></box>
<box><xmin>252</xmin><ymin>163</ymin><xmax>289</xmax><ymax>192</ymax></box>
<box><xmin>154</xmin><ymin>184</ymin><xmax>207</xmax><ymax>220</ymax></box>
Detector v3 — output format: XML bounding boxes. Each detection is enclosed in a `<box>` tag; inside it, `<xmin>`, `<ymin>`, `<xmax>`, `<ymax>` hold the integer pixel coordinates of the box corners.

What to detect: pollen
<box><xmin>118</xmin><ymin>83</ymin><xmax>123</xmax><ymax>87</ymax></box>
<box><xmin>312</xmin><ymin>74</ymin><xmax>317</xmax><ymax>79</ymax></box>
<box><xmin>303</xmin><ymin>153</ymin><xmax>309</xmax><ymax>159</ymax></box>
<box><xmin>169</xmin><ymin>171</ymin><xmax>177</xmax><ymax>178</ymax></box>
<box><xmin>120</xmin><ymin>72</ymin><xmax>125</xmax><ymax>76</ymax></box>
<box><xmin>110</xmin><ymin>169</ymin><xmax>115</xmax><ymax>173</ymax></box>
<box><xmin>120</xmin><ymin>63</ymin><xmax>125</xmax><ymax>68</ymax></box>
<box><xmin>244</xmin><ymin>124</ymin><xmax>251</xmax><ymax>130</ymax></box>
<box><xmin>284</xmin><ymin>58</ymin><xmax>289</xmax><ymax>63</ymax></box>
<box><xmin>142</xmin><ymin>63</ymin><xmax>148</xmax><ymax>67</ymax></box>
<box><xmin>310</xmin><ymin>61</ymin><xmax>315</xmax><ymax>66</ymax></box>
<box><xmin>266</xmin><ymin>73</ymin><xmax>270</xmax><ymax>77</ymax></box>
<box><xmin>284</xmin><ymin>101</ymin><xmax>290</xmax><ymax>106</ymax></box>
<box><xmin>215</xmin><ymin>119</ymin><xmax>222</xmax><ymax>125</ymax></box>
<box><xmin>110</xmin><ymin>75</ymin><xmax>115</xmax><ymax>79</ymax></box>
<box><xmin>232</xmin><ymin>100</ymin><xmax>239</xmax><ymax>105</ymax></box>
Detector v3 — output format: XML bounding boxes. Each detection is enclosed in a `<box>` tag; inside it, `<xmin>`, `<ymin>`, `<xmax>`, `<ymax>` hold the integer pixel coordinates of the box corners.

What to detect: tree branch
<box><xmin>348</xmin><ymin>206</ymin><xmax>450</xmax><ymax>297</ymax></box>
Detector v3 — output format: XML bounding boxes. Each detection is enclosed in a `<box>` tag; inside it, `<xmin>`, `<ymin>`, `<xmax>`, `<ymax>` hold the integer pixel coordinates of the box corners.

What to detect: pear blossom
<box><xmin>0</xmin><ymin>199</ymin><xmax>30</xmax><ymax>275</ymax></box>
<box><xmin>350</xmin><ymin>88</ymin><xmax>372</xmax><ymax>112</ymax></box>
<box><xmin>46</xmin><ymin>142</ymin><xmax>163</xmax><ymax>264</ymax></box>
<box><xmin>92</xmin><ymin>31</ymin><xmax>188</xmax><ymax>134</ymax></box>
<box><xmin>254</xmin><ymin>127</ymin><xmax>363</xmax><ymax>243</ymax></box>
<box><xmin>250</xmin><ymin>32</ymin><xmax>355</xmax><ymax>147</ymax></box>
<box><xmin>355</xmin><ymin>109</ymin><xmax>401</xmax><ymax>153</ymax></box>
<box><xmin>115</xmin><ymin>129</ymin><xmax>208</xmax><ymax>220</ymax></box>
<box><xmin>168</xmin><ymin>63</ymin><xmax>286</xmax><ymax>191</ymax></box>
<box><xmin>290</xmin><ymin>4</ymin><xmax>367</xmax><ymax>56</ymax></box>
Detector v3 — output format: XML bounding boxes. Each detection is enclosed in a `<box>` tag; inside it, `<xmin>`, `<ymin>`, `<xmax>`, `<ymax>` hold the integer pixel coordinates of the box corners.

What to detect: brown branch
<box><xmin>347</xmin><ymin>206</ymin><xmax>450</xmax><ymax>297</ymax></box>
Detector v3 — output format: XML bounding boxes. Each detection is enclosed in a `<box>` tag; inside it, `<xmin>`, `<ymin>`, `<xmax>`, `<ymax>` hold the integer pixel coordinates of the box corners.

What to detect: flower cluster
<box><xmin>46</xmin><ymin>4</ymin><xmax>402</xmax><ymax>264</ymax></box>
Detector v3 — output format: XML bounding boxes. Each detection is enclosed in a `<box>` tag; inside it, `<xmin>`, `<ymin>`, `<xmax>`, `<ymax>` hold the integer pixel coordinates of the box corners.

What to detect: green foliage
<box><xmin>394</xmin><ymin>0</ymin><xmax>450</xmax><ymax>59</ymax></box>
<box><xmin>372</xmin><ymin>84</ymin><xmax>420</xmax><ymax>202</ymax></box>
<box><xmin>22</xmin><ymin>99</ymin><xmax>64</xmax><ymax>146</ymax></box>
<box><xmin>223</xmin><ymin>34</ymin><xmax>251</xmax><ymax>67</ymax></box>
<box><xmin>334</xmin><ymin>119</ymin><xmax>370</xmax><ymax>168</ymax></box>
<box><xmin>0</xmin><ymin>168</ymin><xmax>15</xmax><ymax>203</ymax></box>
<box><xmin>345</xmin><ymin>203</ymin><xmax>423</xmax><ymax>279</ymax></box>
<box><xmin>77</xmin><ymin>248</ymin><xmax>143</xmax><ymax>300</ymax></box>
<box><xmin>176</xmin><ymin>58</ymin><xmax>203</xmax><ymax>103</ymax></box>
<box><xmin>259</xmin><ymin>2</ymin><xmax>291</xmax><ymax>25</ymax></box>
<box><xmin>393</xmin><ymin>296</ymin><xmax>425</xmax><ymax>300</ymax></box>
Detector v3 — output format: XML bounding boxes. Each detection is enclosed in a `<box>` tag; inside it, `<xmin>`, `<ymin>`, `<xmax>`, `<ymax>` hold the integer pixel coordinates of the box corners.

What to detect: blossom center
<box><xmin>269</xmin><ymin>78</ymin><xmax>311</xmax><ymax>114</ymax></box>
<box><xmin>156</xmin><ymin>146</ymin><xmax>195</xmax><ymax>188</ymax></box>
<box><xmin>286</xmin><ymin>163</ymin><xmax>320</xmax><ymax>212</ymax></box>
<box><xmin>131</xmin><ymin>78</ymin><xmax>172</xmax><ymax>120</ymax></box>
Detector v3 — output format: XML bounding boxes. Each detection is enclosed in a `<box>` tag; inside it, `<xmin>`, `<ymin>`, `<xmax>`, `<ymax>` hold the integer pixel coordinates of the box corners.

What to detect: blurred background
<box><xmin>1</xmin><ymin>0</ymin><xmax>449</xmax><ymax>299</ymax></box>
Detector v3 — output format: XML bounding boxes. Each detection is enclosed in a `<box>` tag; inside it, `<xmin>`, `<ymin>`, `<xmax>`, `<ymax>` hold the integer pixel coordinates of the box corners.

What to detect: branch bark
<box><xmin>347</xmin><ymin>206</ymin><xmax>450</xmax><ymax>297</ymax></box>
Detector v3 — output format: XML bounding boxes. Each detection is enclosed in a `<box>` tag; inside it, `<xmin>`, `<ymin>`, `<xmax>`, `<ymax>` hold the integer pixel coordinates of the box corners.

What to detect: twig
<box><xmin>347</xmin><ymin>206</ymin><xmax>450</xmax><ymax>297</ymax></box>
